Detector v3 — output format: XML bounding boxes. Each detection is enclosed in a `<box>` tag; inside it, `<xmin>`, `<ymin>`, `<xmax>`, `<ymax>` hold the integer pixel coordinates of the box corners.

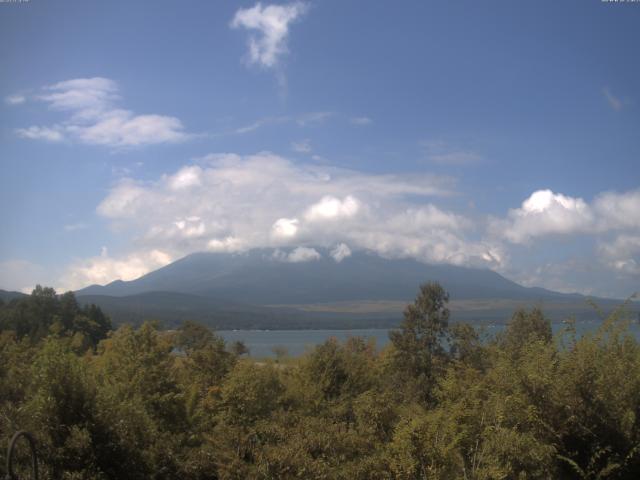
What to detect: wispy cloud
<box><xmin>603</xmin><ymin>87</ymin><xmax>624</xmax><ymax>111</ymax></box>
<box><xmin>231</xmin><ymin>112</ymin><xmax>334</xmax><ymax>135</ymax></box>
<box><xmin>64</xmin><ymin>223</ymin><xmax>89</xmax><ymax>232</ymax></box>
<box><xmin>296</xmin><ymin>111</ymin><xmax>333</xmax><ymax>126</ymax></box>
<box><xmin>421</xmin><ymin>140</ymin><xmax>483</xmax><ymax>165</ymax></box>
<box><xmin>5</xmin><ymin>94</ymin><xmax>25</xmax><ymax>105</ymax></box>
<box><xmin>291</xmin><ymin>138</ymin><xmax>311</xmax><ymax>153</ymax></box>
<box><xmin>16</xmin><ymin>125</ymin><xmax>64</xmax><ymax>142</ymax></box>
<box><xmin>231</xmin><ymin>2</ymin><xmax>308</xmax><ymax>69</ymax></box>
<box><xmin>15</xmin><ymin>77</ymin><xmax>190</xmax><ymax>148</ymax></box>
<box><xmin>350</xmin><ymin>116</ymin><xmax>372</xmax><ymax>126</ymax></box>
<box><xmin>234</xmin><ymin>116</ymin><xmax>289</xmax><ymax>134</ymax></box>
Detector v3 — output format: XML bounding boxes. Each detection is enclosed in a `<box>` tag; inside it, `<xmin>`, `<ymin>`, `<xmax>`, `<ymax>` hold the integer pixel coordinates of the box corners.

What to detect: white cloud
<box><xmin>40</xmin><ymin>77</ymin><xmax>118</xmax><ymax>114</ymax></box>
<box><xmin>16</xmin><ymin>125</ymin><xmax>64</xmax><ymax>142</ymax></box>
<box><xmin>287</xmin><ymin>246</ymin><xmax>321</xmax><ymax>263</ymax></box>
<box><xmin>91</xmin><ymin>152</ymin><xmax>492</xmax><ymax>272</ymax></box>
<box><xmin>207</xmin><ymin>236</ymin><xmax>246</xmax><ymax>253</ymax></box>
<box><xmin>274</xmin><ymin>246</ymin><xmax>321</xmax><ymax>263</ymax></box>
<box><xmin>59</xmin><ymin>247</ymin><xmax>173</xmax><ymax>290</ymax></box>
<box><xmin>603</xmin><ymin>87</ymin><xmax>623</xmax><ymax>111</ymax></box>
<box><xmin>599</xmin><ymin>234</ymin><xmax>640</xmax><ymax>275</ymax></box>
<box><xmin>231</xmin><ymin>112</ymin><xmax>334</xmax><ymax>135</ymax></box>
<box><xmin>272</xmin><ymin>218</ymin><xmax>299</xmax><ymax>239</ymax></box>
<box><xmin>593</xmin><ymin>189</ymin><xmax>640</xmax><ymax>230</ymax></box>
<box><xmin>231</xmin><ymin>2</ymin><xmax>308</xmax><ymax>68</ymax></box>
<box><xmin>492</xmin><ymin>188</ymin><xmax>640</xmax><ymax>245</ymax></box>
<box><xmin>16</xmin><ymin>77</ymin><xmax>189</xmax><ymax>147</ymax></box>
<box><xmin>70</xmin><ymin>111</ymin><xmax>186</xmax><ymax>147</ymax></box>
<box><xmin>304</xmin><ymin>195</ymin><xmax>360</xmax><ymax>222</ymax></box>
<box><xmin>296</xmin><ymin>111</ymin><xmax>332</xmax><ymax>126</ymax></box>
<box><xmin>97</xmin><ymin>179</ymin><xmax>148</xmax><ymax>219</ymax></box>
<box><xmin>291</xmin><ymin>139</ymin><xmax>311</xmax><ymax>153</ymax></box>
<box><xmin>5</xmin><ymin>94</ymin><xmax>25</xmax><ymax>105</ymax></box>
<box><xmin>167</xmin><ymin>166</ymin><xmax>203</xmax><ymax>190</ymax></box>
<box><xmin>330</xmin><ymin>243</ymin><xmax>351</xmax><ymax>262</ymax></box>
<box><xmin>234</xmin><ymin>116</ymin><xmax>289</xmax><ymax>134</ymax></box>
<box><xmin>486</xmin><ymin>188</ymin><xmax>640</xmax><ymax>294</ymax></box>
<box><xmin>350</xmin><ymin>116</ymin><xmax>372</xmax><ymax>126</ymax></box>
<box><xmin>57</xmin><ymin>150</ymin><xmax>639</xmax><ymax>295</ymax></box>
<box><xmin>492</xmin><ymin>190</ymin><xmax>594</xmax><ymax>244</ymax></box>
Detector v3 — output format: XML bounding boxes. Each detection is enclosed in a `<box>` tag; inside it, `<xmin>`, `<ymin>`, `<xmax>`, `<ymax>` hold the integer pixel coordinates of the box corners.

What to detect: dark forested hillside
<box><xmin>1</xmin><ymin>284</ymin><xmax>640</xmax><ymax>479</ymax></box>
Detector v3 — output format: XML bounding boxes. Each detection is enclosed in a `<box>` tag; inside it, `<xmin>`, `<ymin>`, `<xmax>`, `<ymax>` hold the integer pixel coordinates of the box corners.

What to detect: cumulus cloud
<box><xmin>492</xmin><ymin>190</ymin><xmax>594</xmax><ymax>244</ymax></box>
<box><xmin>15</xmin><ymin>77</ymin><xmax>189</xmax><ymax>147</ymax></box>
<box><xmin>492</xmin><ymin>188</ymin><xmax>640</xmax><ymax>245</ymax></box>
<box><xmin>271</xmin><ymin>218</ymin><xmax>299</xmax><ymax>239</ymax></box>
<box><xmin>231</xmin><ymin>2</ymin><xmax>308</xmax><ymax>68</ymax></box>
<box><xmin>91</xmin><ymin>152</ymin><xmax>497</xmax><ymax>273</ymax></box>
<box><xmin>304</xmin><ymin>195</ymin><xmax>360</xmax><ymax>222</ymax></box>
<box><xmin>167</xmin><ymin>166</ymin><xmax>203</xmax><ymax>190</ymax></box>
<box><xmin>487</xmin><ymin>188</ymin><xmax>640</xmax><ymax>291</ymax></box>
<box><xmin>59</xmin><ymin>247</ymin><xmax>173</xmax><ymax>291</ymax></box>
<box><xmin>55</xmin><ymin>151</ymin><xmax>639</xmax><ymax>295</ymax></box>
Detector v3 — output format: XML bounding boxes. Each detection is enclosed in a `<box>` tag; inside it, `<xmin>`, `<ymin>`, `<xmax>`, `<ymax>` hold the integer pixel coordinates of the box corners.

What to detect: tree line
<box><xmin>1</xmin><ymin>283</ymin><xmax>639</xmax><ymax>479</ymax></box>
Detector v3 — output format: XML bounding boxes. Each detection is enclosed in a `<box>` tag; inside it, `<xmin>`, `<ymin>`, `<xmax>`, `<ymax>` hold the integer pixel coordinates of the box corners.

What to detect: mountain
<box><xmin>70</xmin><ymin>248</ymin><xmax>635</xmax><ymax>329</ymax></box>
<box><xmin>76</xmin><ymin>248</ymin><xmax>579</xmax><ymax>304</ymax></box>
<box><xmin>0</xmin><ymin>289</ymin><xmax>28</xmax><ymax>302</ymax></box>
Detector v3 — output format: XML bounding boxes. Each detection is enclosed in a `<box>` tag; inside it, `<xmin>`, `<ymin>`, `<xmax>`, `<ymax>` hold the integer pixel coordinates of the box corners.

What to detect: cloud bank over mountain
<box><xmin>49</xmin><ymin>152</ymin><xmax>639</xmax><ymax>296</ymax></box>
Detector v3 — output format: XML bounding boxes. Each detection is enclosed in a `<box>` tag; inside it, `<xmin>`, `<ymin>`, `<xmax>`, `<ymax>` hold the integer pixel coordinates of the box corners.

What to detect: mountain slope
<box><xmin>0</xmin><ymin>289</ymin><xmax>28</xmax><ymax>302</ymax></box>
<box><xmin>71</xmin><ymin>249</ymin><xmax>637</xmax><ymax>328</ymax></box>
<box><xmin>76</xmin><ymin>248</ymin><xmax>583</xmax><ymax>304</ymax></box>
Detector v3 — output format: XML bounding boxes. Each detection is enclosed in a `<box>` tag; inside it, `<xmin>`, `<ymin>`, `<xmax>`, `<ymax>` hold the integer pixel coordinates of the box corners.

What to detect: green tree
<box><xmin>388</xmin><ymin>282</ymin><xmax>450</xmax><ymax>403</ymax></box>
<box><xmin>500</xmin><ymin>307</ymin><xmax>552</xmax><ymax>353</ymax></box>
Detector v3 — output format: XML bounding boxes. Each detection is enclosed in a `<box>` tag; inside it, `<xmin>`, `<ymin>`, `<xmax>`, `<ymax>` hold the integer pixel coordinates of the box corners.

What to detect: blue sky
<box><xmin>0</xmin><ymin>0</ymin><xmax>639</xmax><ymax>298</ymax></box>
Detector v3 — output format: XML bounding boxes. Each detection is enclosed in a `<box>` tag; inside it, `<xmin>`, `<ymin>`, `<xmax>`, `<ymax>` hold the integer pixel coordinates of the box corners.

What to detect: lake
<box><xmin>218</xmin><ymin>320</ymin><xmax>640</xmax><ymax>358</ymax></box>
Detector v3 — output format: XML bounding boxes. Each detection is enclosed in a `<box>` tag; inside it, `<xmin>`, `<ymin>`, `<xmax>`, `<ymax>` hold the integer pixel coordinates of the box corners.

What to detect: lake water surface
<box><xmin>219</xmin><ymin>320</ymin><xmax>640</xmax><ymax>358</ymax></box>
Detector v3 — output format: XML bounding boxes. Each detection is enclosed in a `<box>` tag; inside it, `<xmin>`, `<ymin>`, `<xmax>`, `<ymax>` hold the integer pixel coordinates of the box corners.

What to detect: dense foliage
<box><xmin>1</xmin><ymin>284</ymin><xmax>639</xmax><ymax>479</ymax></box>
